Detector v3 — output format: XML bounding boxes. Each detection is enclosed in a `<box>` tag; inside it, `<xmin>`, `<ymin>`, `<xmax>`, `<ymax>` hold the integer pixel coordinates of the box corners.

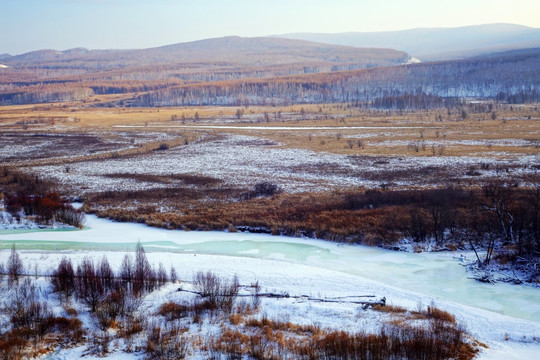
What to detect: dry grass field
<box><xmin>2</xmin><ymin>100</ymin><xmax>539</xmax><ymax>157</ymax></box>
<box><xmin>2</xmin><ymin>100</ymin><xmax>539</xmax><ymax>249</ymax></box>
<box><xmin>2</xmin><ymin>100</ymin><xmax>538</xmax><ymax>187</ymax></box>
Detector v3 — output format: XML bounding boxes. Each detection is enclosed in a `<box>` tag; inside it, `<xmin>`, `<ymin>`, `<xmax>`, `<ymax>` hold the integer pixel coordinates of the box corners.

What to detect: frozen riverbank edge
<box><xmin>1</xmin><ymin>213</ymin><xmax>540</xmax><ymax>359</ymax></box>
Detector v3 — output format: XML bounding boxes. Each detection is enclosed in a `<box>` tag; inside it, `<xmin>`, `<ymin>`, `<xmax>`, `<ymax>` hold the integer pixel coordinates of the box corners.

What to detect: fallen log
<box><xmin>177</xmin><ymin>287</ymin><xmax>385</xmax><ymax>306</ymax></box>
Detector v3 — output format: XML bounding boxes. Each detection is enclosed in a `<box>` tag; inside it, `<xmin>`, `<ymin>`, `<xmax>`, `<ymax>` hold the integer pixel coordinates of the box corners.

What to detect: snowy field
<box><xmin>1</xmin><ymin>215</ymin><xmax>540</xmax><ymax>359</ymax></box>
<box><xmin>29</xmin><ymin>133</ymin><xmax>539</xmax><ymax>194</ymax></box>
<box><xmin>0</xmin><ymin>131</ymin><xmax>178</xmax><ymax>163</ymax></box>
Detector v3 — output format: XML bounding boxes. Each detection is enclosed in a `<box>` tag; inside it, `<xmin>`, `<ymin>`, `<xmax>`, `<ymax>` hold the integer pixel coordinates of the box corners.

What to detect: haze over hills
<box><xmin>0</xmin><ymin>36</ymin><xmax>409</xmax><ymax>71</ymax></box>
<box><xmin>276</xmin><ymin>23</ymin><xmax>540</xmax><ymax>61</ymax></box>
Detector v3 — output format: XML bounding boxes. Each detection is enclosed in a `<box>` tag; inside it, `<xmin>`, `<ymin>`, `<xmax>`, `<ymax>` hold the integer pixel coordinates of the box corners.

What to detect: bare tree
<box><xmin>51</xmin><ymin>257</ymin><xmax>76</xmax><ymax>301</ymax></box>
<box><xmin>95</xmin><ymin>288</ymin><xmax>127</xmax><ymax>330</ymax></box>
<box><xmin>235</xmin><ymin>108</ymin><xmax>244</xmax><ymax>120</ymax></box>
<box><xmin>133</xmin><ymin>242</ymin><xmax>151</xmax><ymax>296</ymax></box>
<box><xmin>193</xmin><ymin>271</ymin><xmax>221</xmax><ymax>305</ymax></box>
<box><xmin>76</xmin><ymin>257</ymin><xmax>104</xmax><ymax>312</ymax></box>
<box><xmin>252</xmin><ymin>280</ymin><xmax>261</xmax><ymax>310</ymax></box>
<box><xmin>10</xmin><ymin>278</ymin><xmax>53</xmax><ymax>341</ymax></box>
<box><xmin>98</xmin><ymin>256</ymin><xmax>114</xmax><ymax>291</ymax></box>
<box><xmin>7</xmin><ymin>245</ymin><xmax>24</xmax><ymax>285</ymax></box>
<box><xmin>145</xmin><ymin>266</ymin><xmax>157</xmax><ymax>293</ymax></box>
<box><xmin>120</xmin><ymin>253</ymin><xmax>134</xmax><ymax>286</ymax></box>
<box><xmin>157</xmin><ymin>262</ymin><xmax>168</xmax><ymax>286</ymax></box>
<box><xmin>220</xmin><ymin>275</ymin><xmax>240</xmax><ymax>313</ymax></box>
<box><xmin>169</xmin><ymin>265</ymin><xmax>177</xmax><ymax>284</ymax></box>
<box><xmin>193</xmin><ymin>271</ymin><xmax>240</xmax><ymax>312</ymax></box>
<box><xmin>482</xmin><ymin>180</ymin><xmax>517</xmax><ymax>244</ymax></box>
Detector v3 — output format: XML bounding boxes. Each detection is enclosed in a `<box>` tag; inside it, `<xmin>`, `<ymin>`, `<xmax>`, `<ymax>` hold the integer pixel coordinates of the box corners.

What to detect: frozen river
<box><xmin>1</xmin><ymin>214</ymin><xmax>539</xmax><ymax>323</ymax></box>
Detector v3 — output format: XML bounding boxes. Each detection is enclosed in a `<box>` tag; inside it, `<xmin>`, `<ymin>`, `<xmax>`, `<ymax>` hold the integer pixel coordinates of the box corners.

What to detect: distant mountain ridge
<box><xmin>276</xmin><ymin>23</ymin><xmax>540</xmax><ymax>61</ymax></box>
<box><xmin>0</xmin><ymin>36</ymin><xmax>410</xmax><ymax>105</ymax></box>
<box><xmin>2</xmin><ymin>36</ymin><xmax>409</xmax><ymax>69</ymax></box>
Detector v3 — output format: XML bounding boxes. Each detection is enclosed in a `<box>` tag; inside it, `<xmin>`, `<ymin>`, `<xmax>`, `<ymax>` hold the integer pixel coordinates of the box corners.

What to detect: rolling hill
<box><xmin>1</xmin><ymin>36</ymin><xmax>410</xmax><ymax>71</ymax></box>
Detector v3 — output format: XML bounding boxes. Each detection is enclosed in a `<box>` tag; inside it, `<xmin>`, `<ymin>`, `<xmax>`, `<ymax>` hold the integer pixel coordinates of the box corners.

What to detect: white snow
<box><xmin>28</xmin><ymin>134</ymin><xmax>539</xmax><ymax>194</ymax></box>
<box><xmin>1</xmin><ymin>215</ymin><xmax>540</xmax><ymax>359</ymax></box>
<box><xmin>406</xmin><ymin>57</ymin><xmax>422</xmax><ymax>64</ymax></box>
<box><xmin>0</xmin><ymin>210</ymin><xmax>76</xmax><ymax>230</ymax></box>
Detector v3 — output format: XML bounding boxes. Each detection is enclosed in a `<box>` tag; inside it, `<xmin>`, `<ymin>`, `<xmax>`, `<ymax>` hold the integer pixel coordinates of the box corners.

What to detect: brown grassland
<box><xmin>1</xmin><ymin>100</ymin><xmax>538</xmax><ymax>260</ymax></box>
<box><xmin>1</xmin><ymin>99</ymin><xmax>538</xmax><ymax>158</ymax></box>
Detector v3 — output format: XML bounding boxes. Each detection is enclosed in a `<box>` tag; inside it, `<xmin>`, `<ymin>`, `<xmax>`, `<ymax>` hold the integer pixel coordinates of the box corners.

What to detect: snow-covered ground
<box><xmin>0</xmin><ymin>210</ymin><xmax>78</xmax><ymax>230</ymax></box>
<box><xmin>1</xmin><ymin>215</ymin><xmax>540</xmax><ymax>359</ymax></box>
<box><xmin>29</xmin><ymin>134</ymin><xmax>539</xmax><ymax>194</ymax></box>
<box><xmin>0</xmin><ymin>131</ymin><xmax>179</xmax><ymax>163</ymax></box>
<box><xmin>113</xmin><ymin>125</ymin><xmax>425</xmax><ymax>130</ymax></box>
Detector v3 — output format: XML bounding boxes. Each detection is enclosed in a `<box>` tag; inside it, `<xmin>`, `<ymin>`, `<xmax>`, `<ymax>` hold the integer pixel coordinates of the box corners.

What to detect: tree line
<box><xmin>1</xmin><ymin>48</ymin><xmax>539</xmax><ymax>106</ymax></box>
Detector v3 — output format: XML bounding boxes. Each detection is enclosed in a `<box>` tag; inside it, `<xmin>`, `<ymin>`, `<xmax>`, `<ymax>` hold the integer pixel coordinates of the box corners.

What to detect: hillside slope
<box><xmin>1</xmin><ymin>36</ymin><xmax>409</xmax><ymax>70</ymax></box>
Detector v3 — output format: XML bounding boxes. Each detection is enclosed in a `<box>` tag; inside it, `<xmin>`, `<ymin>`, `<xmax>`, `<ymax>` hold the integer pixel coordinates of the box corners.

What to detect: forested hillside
<box><xmin>0</xmin><ymin>36</ymin><xmax>409</xmax><ymax>105</ymax></box>
<box><xmin>134</xmin><ymin>48</ymin><xmax>540</xmax><ymax>107</ymax></box>
<box><xmin>1</xmin><ymin>37</ymin><xmax>539</xmax><ymax>107</ymax></box>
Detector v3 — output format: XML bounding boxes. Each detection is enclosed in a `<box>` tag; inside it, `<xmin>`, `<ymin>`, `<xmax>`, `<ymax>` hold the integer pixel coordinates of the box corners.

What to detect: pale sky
<box><xmin>1</xmin><ymin>0</ymin><xmax>539</xmax><ymax>54</ymax></box>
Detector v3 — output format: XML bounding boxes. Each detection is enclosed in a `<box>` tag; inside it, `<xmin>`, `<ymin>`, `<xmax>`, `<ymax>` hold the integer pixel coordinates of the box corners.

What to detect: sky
<box><xmin>1</xmin><ymin>0</ymin><xmax>539</xmax><ymax>54</ymax></box>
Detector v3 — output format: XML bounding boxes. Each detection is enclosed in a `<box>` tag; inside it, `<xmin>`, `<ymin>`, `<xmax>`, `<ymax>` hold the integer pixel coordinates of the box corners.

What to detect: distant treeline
<box><xmin>133</xmin><ymin>51</ymin><xmax>540</xmax><ymax>107</ymax></box>
<box><xmin>371</xmin><ymin>92</ymin><xmax>463</xmax><ymax>110</ymax></box>
<box><xmin>1</xmin><ymin>48</ymin><xmax>540</xmax><ymax>106</ymax></box>
<box><xmin>0</xmin><ymin>87</ymin><xmax>94</xmax><ymax>105</ymax></box>
<box><xmin>496</xmin><ymin>90</ymin><xmax>540</xmax><ymax>104</ymax></box>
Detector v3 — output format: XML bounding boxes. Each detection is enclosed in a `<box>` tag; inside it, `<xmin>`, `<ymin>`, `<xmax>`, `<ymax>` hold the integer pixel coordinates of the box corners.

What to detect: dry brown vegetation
<box><xmin>0</xmin><ymin>167</ymin><xmax>84</xmax><ymax>227</ymax></box>
<box><xmin>2</xmin><ymin>44</ymin><xmax>538</xmax><ymax>109</ymax></box>
<box><xmin>1</xmin><ymin>101</ymin><xmax>538</xmax><ymax>161</ymax></box>
<box><xmin>2</xmin><ymin>101</ymin><xmax>538</xmax><ymax>281</ymax></box>
<box><xmin>0</xmin><ymin>249</ymin><xmax>479</xmax><ymax>360</ymax></box>
<box><xmin>86</xmin><ymin>184</ymin><xmax>539</xmax><ymax>251</ymax></box>
<box><xmin>201</xmin><ymin>296</ymin><xmax>475</xmax><ymax>360</ymax></box>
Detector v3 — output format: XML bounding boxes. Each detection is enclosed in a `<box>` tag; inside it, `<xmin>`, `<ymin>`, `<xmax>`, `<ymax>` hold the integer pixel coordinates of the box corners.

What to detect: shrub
<box><xmin>371</xmin><ymin>304</ymin><xmax>407</xmax><ymax>314</ymax></box>
<box><xmin>157</xmin><ymin>302</ymin><xmax>189</xmax><ymax>321</ymax></box>
<box><xmin>229</xmin><ymin>313</ymin><xmax>243</xmax><ymax>325</ymax></box>
<box><xmin>55</xmin><ymin>206</ymin><xmax>85</xmax><ymax>228</ymax></box>
<box><xmin>0</xmin><ymin>331</ymin><xmax>27</xmax><ymax>360</ymax></box>
<box><xmin>145</xmin><ymin>321</ymin><xmax>188</xmax><ymax>360</ymax></box>
<box><xmin>46</xmin><ymin>316</ymin><xmax>84</xmax><ymax>343</ymax></box>
<box><xmin>247</xmin><ymin>182</ymin><xmax>282</xmax><ymax>198</ymax></box>
<box><xmin>426</xmin><ymin>305</ymin><xmax>456</xmax><ymax>324</ymax></box>
<box><xmin>94</xmin><ymin>290</ymin><xmax>127</xmax><ymax>330</ymax></box>
<box><xmin>193</xmin><ymin>271</ymin><xmax>221</xmax><ymax>303</ymax></box>
<box><xmin>193</xmin><ymin>271</ymin><xmax>239</xmax><ymax>313</ymax></box>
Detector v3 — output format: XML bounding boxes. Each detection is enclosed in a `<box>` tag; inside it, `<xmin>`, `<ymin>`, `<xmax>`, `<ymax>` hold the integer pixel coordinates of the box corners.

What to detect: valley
<box><xmin>1</xmin><ymin>15</ymin><xmax>540</xmax><ymax>359</ymax></box>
